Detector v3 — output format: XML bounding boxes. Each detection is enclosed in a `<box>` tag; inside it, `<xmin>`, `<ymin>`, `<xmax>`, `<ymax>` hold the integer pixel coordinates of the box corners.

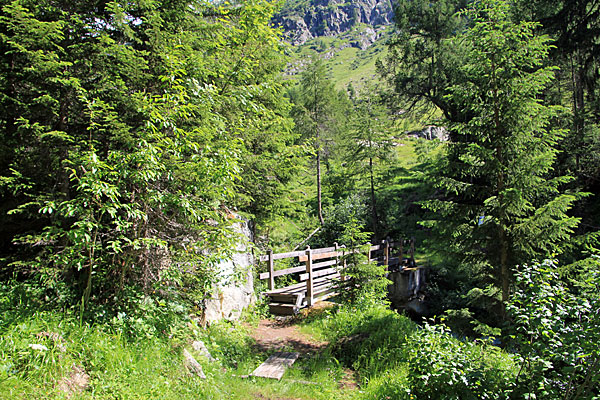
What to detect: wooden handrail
<box><xmin>258</xmin><ymin>238</ymin><xmax>415</xmax><ymax>283</ymax></box>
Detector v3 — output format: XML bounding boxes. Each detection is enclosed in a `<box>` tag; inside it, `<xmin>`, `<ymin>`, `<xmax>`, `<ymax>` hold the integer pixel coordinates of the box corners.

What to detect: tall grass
<box><xmin>307</xmin><ymin>304</ymin><xmax>518</xmax><ymax>400</ymax></box>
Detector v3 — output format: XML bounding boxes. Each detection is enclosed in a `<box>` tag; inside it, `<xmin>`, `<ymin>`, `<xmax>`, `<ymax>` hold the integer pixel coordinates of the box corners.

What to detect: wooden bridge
<box><xmin>258</xmin><ymin>239</ymin><xmax>416</xmax><ymax>315</ymax></box>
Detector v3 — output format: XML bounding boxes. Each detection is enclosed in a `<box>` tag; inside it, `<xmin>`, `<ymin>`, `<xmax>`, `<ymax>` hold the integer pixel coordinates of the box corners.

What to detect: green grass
<box><xmin>286</xmin><ymin>25</ymin><xmax>392</xmax><ymax>92</ymax></box>
<box><xmin>0</xmin><ymin>303</ymin><xmax>357</xmax><ymax>400</ymax></box>
<box><xmin>0</xmin><ymin>287</ymin><xmax>519</xmax><ymax>400</ymax></box>
<box><xmin>301</xmin><ymin>304</ymin><xmax>518</xmax><ymax>400</ymax></box>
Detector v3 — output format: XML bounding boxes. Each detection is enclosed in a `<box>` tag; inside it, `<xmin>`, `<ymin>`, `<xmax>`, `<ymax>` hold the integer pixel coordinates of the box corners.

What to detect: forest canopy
<box><xmin>0</xmin><ymin>0</ymin><xmax>298</xmax><ymax>312</ymax></box>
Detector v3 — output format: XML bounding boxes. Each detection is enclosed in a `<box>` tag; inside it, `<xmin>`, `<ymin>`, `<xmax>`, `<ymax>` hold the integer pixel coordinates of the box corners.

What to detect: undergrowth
<box><xmin>305</xmin><ymin>304</ymin><xmax>518</xmax><ymax>400</ymax></box>
<box><xmin>0</xmin><ymin>284</ymin><xmax>356</xmax><ymax>400</ymax></box>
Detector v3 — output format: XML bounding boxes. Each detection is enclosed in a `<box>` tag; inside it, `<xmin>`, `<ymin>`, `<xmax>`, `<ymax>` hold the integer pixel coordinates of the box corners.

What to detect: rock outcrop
<box><xmin>407</xmin><ymin>126</ymin><xmax>449</xmax><ymax>141</ymax></box>
<box><xmin>274</xmin><ymin>0</ymin><xmax>394</xmax><ymax>46</ymax></box>
<box><xmin>202</xmin><ymin>217</ymin><xmax>255</xmax><ymax>323</ymax></box>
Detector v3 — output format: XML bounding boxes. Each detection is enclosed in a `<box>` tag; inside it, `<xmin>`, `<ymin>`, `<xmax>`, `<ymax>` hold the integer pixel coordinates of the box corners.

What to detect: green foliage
<box><xmin>337</xmin><ymin>215</ymin><xmax>389</xmax><ymax>307</ymax></box>
<box><xmin>380</xmin><ymin>0</ymin><xmax>468</xmax><ymax>118</ymax></box>
<box><xmin>290</xmin><ymin>57</ymin><xmax>344</xmax><ymax>225</ymax></box>
<box><xmin>508</xmin><ymin>259</ymin><xmax>600</xmax><ymax>399</ymax></box>
<box><xmin>312</xmin><ymin>305</ymin><xmax>517</xmax><ymax>400</ymax></box>
<box><xmin>311</xmin><ymin>193</ymin><xmax>368</xmax><ymax>248</ymax></box>
<box><xmin>0</xmin><ymin>0</ymin><xmax>294</xmax><ymax>315</ymax></box>
<box><xmin>420</xmin><ymin>0</ymin><xmax>581</xmax><ymax>309</ymax></box>
<box><xmin>341</xmin><ymin>87</ymin><xmax>397</xmax><ymax>235</ymax></box>
<box><xmin>405</xmin><ymin>323</ymin><xmax>516</xmax><ymax>400</ymax></box>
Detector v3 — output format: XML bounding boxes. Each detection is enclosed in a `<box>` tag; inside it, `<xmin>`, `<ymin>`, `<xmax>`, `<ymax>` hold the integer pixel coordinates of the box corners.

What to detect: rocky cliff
<box><xmin>274</xmin><ymin>0</ymin><xmax>394</xmax><ymax>46</ymax></box>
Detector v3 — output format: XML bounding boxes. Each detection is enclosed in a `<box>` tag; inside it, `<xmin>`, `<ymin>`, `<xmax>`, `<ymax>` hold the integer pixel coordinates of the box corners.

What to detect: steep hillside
<box><xmin>274</xmin><ymin>0</ymin><xmax>394</xmax><ymax>45</ymax></box>
<box><xmin>275</xmin><ymin>0</ymin><xmax>394</xmax><ymax>91</ymax></box>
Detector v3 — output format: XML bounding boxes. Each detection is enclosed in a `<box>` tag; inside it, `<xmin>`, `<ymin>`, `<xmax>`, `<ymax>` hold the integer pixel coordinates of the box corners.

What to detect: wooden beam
<box><xmin>268</xmin><ymin>250</ymin><xmax>274</xmax><ymax>290</ymax></box>
<box><xmin>384</xmin><ymin>238</ymin><xmax>390</xmax><ymax>267</ymax></box>
<box><xmin>259</xmin><ymin>265</ymin><xmax>305</xmax><ymax>280</ymax></box>
<box><xmin>258</xmin><ymin>250</ymin><xmax>306</xmax><ymax>262</ymax></box>
<box><xmin>305</xmin><ymin>248</ymin><xmax>313</xmax><ymax>307</ymax></box>
<box><xmin>298</xmin><ymin>251</ymin><xmax>341</xmax><ymax>262</ymax></box>
<box><xmin>299</xmin><ymin>266</ymin><xmax>338</xmax><ymax>281</ymax></box>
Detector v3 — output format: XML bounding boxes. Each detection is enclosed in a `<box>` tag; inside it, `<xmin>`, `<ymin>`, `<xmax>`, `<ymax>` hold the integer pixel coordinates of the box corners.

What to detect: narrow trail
<box><xmin>250</xmin><ymin>318</ymin><xmax>327</xmax><ymax>355</ymax></box>
<box><xmin>246</xmin><ymin>304</ymin><xmax>359</xmax><ymax>398</ymax></box>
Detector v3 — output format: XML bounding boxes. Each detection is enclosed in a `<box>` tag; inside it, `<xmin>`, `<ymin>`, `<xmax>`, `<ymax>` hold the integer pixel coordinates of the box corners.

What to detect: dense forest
<box><xmin>0</xmin><ymin>0</ymin><xmax>598</xmax><ymax>398</ymax></box>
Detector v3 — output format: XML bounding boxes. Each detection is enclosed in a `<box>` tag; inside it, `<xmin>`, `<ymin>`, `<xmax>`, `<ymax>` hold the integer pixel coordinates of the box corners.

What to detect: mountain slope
<box><xmin>274</xmin><ymin>0</ymin><xmax>394</xmax><ymax>45</ymax></box>
<box><xmin>275</xmin><ymin>0</ymin><xmax>394</xmax><ymax>91</ymax></box>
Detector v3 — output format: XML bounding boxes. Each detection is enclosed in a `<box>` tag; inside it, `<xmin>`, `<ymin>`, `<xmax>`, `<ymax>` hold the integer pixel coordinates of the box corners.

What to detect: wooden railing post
<box><xmin>268</xmin><ymin>249</ymin><xmax>275</xmax><ymax>291</ymax></box>
<box><xmin>334</xmin><ymin>242</ymin><xmax>339</xmax><ymax>268</ymax></box>
<box><xmin>305</xmin><ymin>246</ymin><xmax>313</xmax><ymax>306</ymax></box>
<box><xmin>384</xmin><ymin>238</ymin><xmax>390</xmax><ymax>267</ymax></box>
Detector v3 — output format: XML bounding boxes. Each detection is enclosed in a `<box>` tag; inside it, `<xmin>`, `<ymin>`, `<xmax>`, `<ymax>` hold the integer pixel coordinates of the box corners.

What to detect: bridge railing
<box><xmin>258</xmin><ymin>238</ymin><xmax>415</xmax><ymax>306</ymax></box>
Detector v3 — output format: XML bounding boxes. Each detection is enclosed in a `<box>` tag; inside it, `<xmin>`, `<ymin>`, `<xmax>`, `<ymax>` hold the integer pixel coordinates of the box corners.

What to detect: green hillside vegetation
<box><xmin>285</xmin><ymin>24</ymin><xmax>391</xmax><ymax>92</ymax></box>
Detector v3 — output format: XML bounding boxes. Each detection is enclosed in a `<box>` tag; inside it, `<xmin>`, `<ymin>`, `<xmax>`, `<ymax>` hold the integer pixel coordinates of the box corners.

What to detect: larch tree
<box><xmin>293</xmin><ymin>58</ymin><xmax>337</xmax><ymax>226</ymax></box>
<box><xmin>343</xmin><ymin>88</ymin><xmax>395</xmax><ymax>236</ymax></box>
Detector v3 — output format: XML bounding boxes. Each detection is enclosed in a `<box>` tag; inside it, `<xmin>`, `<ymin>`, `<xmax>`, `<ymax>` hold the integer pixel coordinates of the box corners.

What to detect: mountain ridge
<box><xmin>274</xmin><ymin>0</ymin><xmax>394</xmax><ymax>46</ymax></box>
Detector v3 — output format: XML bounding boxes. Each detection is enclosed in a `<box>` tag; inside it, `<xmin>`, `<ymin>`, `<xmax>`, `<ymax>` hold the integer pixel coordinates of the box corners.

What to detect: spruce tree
<box><xmin>421</xmin><ymin>0</ymin><xmax>582</xmax><ymax>307</ymax></box>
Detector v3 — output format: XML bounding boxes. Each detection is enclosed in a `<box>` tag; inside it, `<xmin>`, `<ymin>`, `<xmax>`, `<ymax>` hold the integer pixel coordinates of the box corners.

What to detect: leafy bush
<box><xmin>405</xmin><ymin>323</ymin><xmax>516</xmax><ymax>400</ymax></box>
<box><xmin>311</xmin><ymin>193</ymin><xmax>368</xmax><ymax>248</ymax></box>
<box><xmin>315</xmin><ymin>305</ymin><xmax>517</xmax><ymax>400</ymax></box>
<box><xmin>508</xmin><ymin>259</ymin><xmax>600</xmax><ymax>400</ymax></box>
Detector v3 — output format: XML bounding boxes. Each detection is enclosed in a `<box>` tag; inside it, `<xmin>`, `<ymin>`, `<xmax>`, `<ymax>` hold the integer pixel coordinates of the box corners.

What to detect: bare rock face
<box><xmin>387</xmin><ymin>269</ymin><xmax>427</xmax><ymax>315</ymax></box>
<box><xmin>202</xmin><ymin>216</ymin><xmax>255</xmax><ymax>323</ymax></box>
<box><xmin>183</xmin><ymin>349</ymin><xmax>206</xmax><ymax>379</ymax></box>
<box><xmin>407</xmin><ymin>126</ymin><xmax>449</xmax><ymax>141</ymax></box>
<box><xmin>275</xmin><ymin>0</ymin><xmax>394</xmax><ymax>46</ymax></box>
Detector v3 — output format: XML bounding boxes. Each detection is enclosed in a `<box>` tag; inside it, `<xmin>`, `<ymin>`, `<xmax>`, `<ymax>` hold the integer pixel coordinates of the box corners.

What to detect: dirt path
<box><xmin>249</xmin><ymin>317</ymin><xmax>327</xmax><ymax>355</ymax></box>
<box><xmin>247</xmin><ymin>304</ymin><xmax>359</xmax><ymax>395</ymax></box>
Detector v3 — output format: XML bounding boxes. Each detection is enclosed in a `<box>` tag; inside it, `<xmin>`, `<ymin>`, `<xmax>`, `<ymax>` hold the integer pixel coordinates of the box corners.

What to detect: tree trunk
<box><xmin>491</xmin><ymin>55</ymin><xmax>510</xmax><ymax>314</ymax></box>
<box><xmin>369</xmin><ymin>156</ymin><xmax>379</xmax><ymax>235</ymax></box>
<box><xmin>572</xmin><ymin>50</ymin><xmax>585</xmax><ymax>172</ymax></box>
<box><xmin>499</xmin><ymin>225</ymin><xmax>509</xmax><ymax>304</ymax></box>
<box><xmin>317</xmin><ymin>149</ymin><xmax>324</xmax><ymax>225</ymax></box>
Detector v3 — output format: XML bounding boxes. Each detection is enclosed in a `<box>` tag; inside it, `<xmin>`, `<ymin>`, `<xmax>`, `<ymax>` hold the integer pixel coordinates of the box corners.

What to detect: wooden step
<box><xmin>265</xmin><ymin>275</ymin><xmax>341</xmax><ymax>295</ymax></box>
<box><xmin>268</xmin><ymin>303</ymin><xmax>299</xmax><ymax>315</ymax></box>
<box><xmin>251</xmin><ymin>352</ymin><xmax>300</xmax><ymax>380</ymax></box>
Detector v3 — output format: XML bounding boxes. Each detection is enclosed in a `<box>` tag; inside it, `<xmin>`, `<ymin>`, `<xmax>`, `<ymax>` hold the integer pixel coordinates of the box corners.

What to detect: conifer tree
<box><xmin>293</xmin><ymin>58</ymin><xmax>337</xmax><ymax>225</ymax></box>
<box><xmin>344</xmin><ymin>88</ymin><xmax>395</xmax><ymax>236</ymax></box>
<box><xmin>421</xmin><ymin>0</ymin><xmax>582</xmax><ymax>306</ymax></box>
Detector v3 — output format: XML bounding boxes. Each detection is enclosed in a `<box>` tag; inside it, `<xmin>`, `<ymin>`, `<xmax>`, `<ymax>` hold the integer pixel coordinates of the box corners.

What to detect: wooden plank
<box><xmin>259</xmin><ymin>265</ymin><xmax>305</xmax><ymax>280</ymax></box>
<box><xmin>295</xmin><ymin>293</ymin><xmax>304</xmax><ymax>308</ymax></box>
<box><xmin>312</xmin><ymin>259</ymin><xmax>337</xmax><ymax>270</ymax></box>
<box><xmin>251</xmin><ymin>352</ymin><xmax>299</xmax><ymax>380</ymax></box>
<box><xmin>264</xmin><ymin>275</ymin><xmax>341</xmax><ymax>295</ymax></box>
<box><xmin>312</xmin><ymin>246</ymin><xmax>337</xmax><ymax>254</ymax></box>
<box><xmin>258</xmin><ymin>246</ymin><xmax>341</xmax><ymax>262</ymax></box>
<box><xmin>258</xmin><ymin>250</ymin><xmax>306</xmax><ymax>262</ymax></box>
<box><xmin>298</xmin><ymin>251</ymin><xmax>340</xmax><ymax>262</ymax></box>
<box><xmin>267</xmin><ymin>293</ymin><xmax>300</xmax><ymax>303</ymax></box>
<box><xmin>370</xmin><ymin>244</ymin><xmax>383</xmax><ymax>251</ymax></box>
<box><xmin>268</xmin><ymin>303</ymin><xmax>298</xmax><ymax>315</ymax></box>
<box><xmin>299</xmin><ymin>266</ymin><xmax>338</xmax><ymax>281</ymax></box>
